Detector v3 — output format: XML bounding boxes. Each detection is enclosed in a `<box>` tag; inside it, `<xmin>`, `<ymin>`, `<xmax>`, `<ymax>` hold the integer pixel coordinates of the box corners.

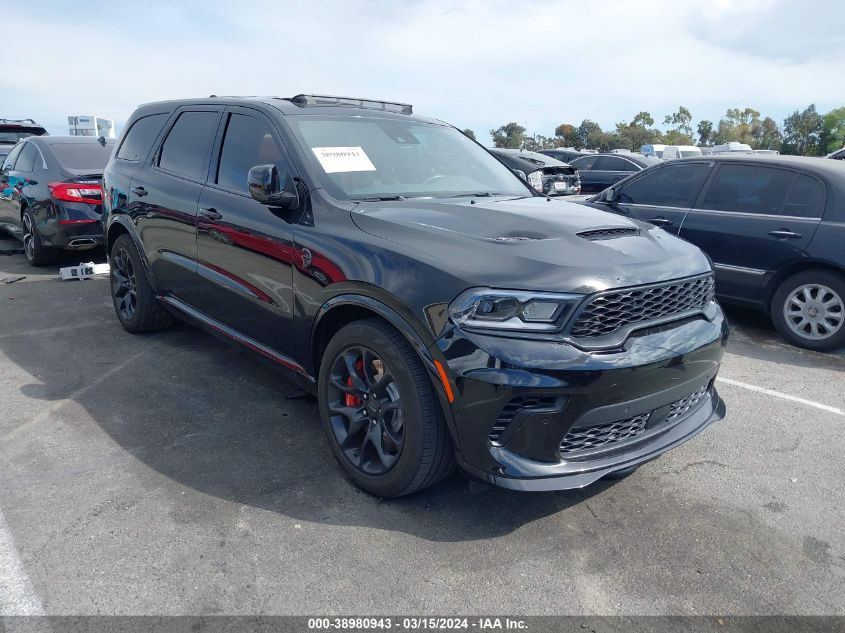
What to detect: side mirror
<box><xmin>513</xmin><ymin>169</ymin><xmax>528</xmax><ymax>182</ymax></box>
<box><xmin>248</xmin><ymin>164</ymin><xmax>299</xmax><ymax>210</ymax></box>
<box><xmin>602</xmin><ymin>187</ymin><xmax>618</xmax><ymax>203</ymax></box>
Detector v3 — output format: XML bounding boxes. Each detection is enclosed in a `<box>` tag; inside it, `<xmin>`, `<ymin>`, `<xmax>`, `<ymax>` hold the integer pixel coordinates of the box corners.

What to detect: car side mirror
<box><xmin>248</xmin><ymin>164</ymin><xmax>299</xmax><ymax>210</ymax></box>
<box><xmin>602</xmin><ymin>187</ymin><xmax>618</xmax><ymax>203</ymax></box>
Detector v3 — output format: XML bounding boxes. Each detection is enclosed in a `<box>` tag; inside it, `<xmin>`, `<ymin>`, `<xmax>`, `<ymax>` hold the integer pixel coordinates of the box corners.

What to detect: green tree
<box><xmin>631</xmin><ymin>111</ymin><xmax>655</xmax><ymax>128</ymax></box>
<box><xmin>576</xmin><ymin>119</ymin><xmax>603</xmax><ymax>149</ymax></box>
<box><xmin>663</xmin><ymin>106</ymin><xmax>693</xmax><ymax>139</ymax></box>
<box><xmin>751</xmin><ymin>117</ymin><xmax>782</xmax><ymax>151</ymax></box>
<box><xmin>697</xmin><ymin>120</ymin><xmax>714</xmax><ymax>146</ymax></box>
<box><xmin>782</xmin><ymin>104</ymin><xmax>823</xmax><ymax>155</ymax></box>
<box><xmin>714</xmin><ymin>107</ymin><xmax>761</xmax><ymax>145</ymax></box>
<box><xmin>554</xmin><ymin>123</ymin><xmax>577</xmax><ymax>147</ymax></box>
<box><xmin>462</xmin><ymin>128</ymin><xmax>476</xmax><ymax>141</ymax></box>
<box><xmin>490</xmin><ymin>122</ymin><xmax>526</xmax><ymax>149</ymax></box>
<box><xmin>615</xmin><ymin>111</ymin><xmax>662</xmax><ymax>151</ymax></box>
<box><xmin>820</xmin><ymin>107</ymin><xmax>845</xmax><ymax>154</ymax></box>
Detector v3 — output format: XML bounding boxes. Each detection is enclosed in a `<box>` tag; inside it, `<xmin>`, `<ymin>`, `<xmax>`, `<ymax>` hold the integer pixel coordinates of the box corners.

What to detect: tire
<box><xmin>109</xmin><ymin>234</ymin><xmax>173</xmax><ymax>333</ymax></box>
<box><xmin>771</xmin><ymin>270</ymin><xmax>845</xmax><ymax>352</ymax></box>
<box><xmin>603</xmin><ymin>465</ymin><xmax>639</xmax><ymax>480</ymax></box>
<box><xmin>317</xmin><ymin>318</ymin><xmax>455</xmax><ymax>497</ymax></box>
<box><xmin>22</xmin><ymin>209</ymin><xmax>58</xmax><ymax>266</ymax></box>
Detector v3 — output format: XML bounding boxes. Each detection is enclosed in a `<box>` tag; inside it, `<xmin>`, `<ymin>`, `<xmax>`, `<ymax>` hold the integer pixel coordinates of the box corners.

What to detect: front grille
<box><xmin>570</xmin><ymin>275</ymin><xmax>715</xmax><ymax>338</ymax></box>
<box><xmin>560</xmin><ymin>413</ymin><xmax>649</xmax><ymax>454</ymax></box>
<box><xmin>559</xmin><ymin>385</ymin><xmax>710</xmax><ymax>457</ymax></box>
<box><xmin>577</xmin><ymin>227</ymin><xmax>639</xmax><ymax>240</ymax></box>
<box><xmin>665</xmin><ymin>386</ymin><xmax>708</xmax><ymax>423</ymax></box>
<box><xmin>489</xmin><ymin>395</ymin><xmax>560</xmax><ymax>444</ymax></box>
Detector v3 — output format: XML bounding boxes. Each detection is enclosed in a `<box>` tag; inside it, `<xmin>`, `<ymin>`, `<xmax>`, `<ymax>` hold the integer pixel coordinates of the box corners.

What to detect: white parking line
<box><xmin>0</xmin><ymin>507</ymin><xmax>44</xmax><ymax>615</ymax></box>
<box><xmin>716</xmin><ymin>376</ymin><xmax>844</xmax><ymax>416</ymax></box>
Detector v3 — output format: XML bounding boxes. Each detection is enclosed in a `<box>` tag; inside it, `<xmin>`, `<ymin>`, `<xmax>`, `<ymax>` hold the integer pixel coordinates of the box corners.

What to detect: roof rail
<box><xmin>0</xmin><ymin>118</ymin><xmax>39</xmax><ymax>125</ymax></box>
<box><xmin>288</xmin><ymin>94</ymin><xmax>413</xmax><ymax>115</ymax></box>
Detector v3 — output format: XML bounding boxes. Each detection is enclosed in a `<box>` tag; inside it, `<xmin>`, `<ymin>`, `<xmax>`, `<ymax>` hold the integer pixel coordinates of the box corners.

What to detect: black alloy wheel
<box><xmin>326</xmin><ymin>346</ymin><xmax>405</xmax><ymax>475</ymax></box>
<box><xmin>111</xmin><ymin>246</ymin><xmax>137</xmax><ymax>322</ymax></box>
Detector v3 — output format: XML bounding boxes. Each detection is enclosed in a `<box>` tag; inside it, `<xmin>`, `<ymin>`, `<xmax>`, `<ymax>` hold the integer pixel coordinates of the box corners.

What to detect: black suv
<box><xmin>1</xmin><ymin>118</ymin><xmax>48</xmax><ymax>161</ymax></box>
<box><xmin>102</xmin><ymin>95</ymin><xmax>727</xmax><ymax>496</ymax></box>
<box><xmin>581</xmin><ymin>155</ymin><xmax>845</xmax><ymax>351</ymax></box>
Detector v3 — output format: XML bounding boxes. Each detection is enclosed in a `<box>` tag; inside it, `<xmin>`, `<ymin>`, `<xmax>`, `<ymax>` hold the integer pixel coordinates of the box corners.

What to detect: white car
<box><xmin>662</xmin><ymin>145</ymin><xmax>703</xmax><ymax>160</ymax></box>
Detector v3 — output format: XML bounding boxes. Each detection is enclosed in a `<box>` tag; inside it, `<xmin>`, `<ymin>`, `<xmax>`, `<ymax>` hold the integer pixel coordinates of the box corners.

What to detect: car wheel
<box><xmin>22</xmin><ymin>210</ymin><xmax>58</xmax><ymax>266</ymax></box>
<box><xmin>109</xmin><ymin>234</ymin><xmax>173</xmax><ymax>333</ymax></box>
<box><xmin>318</xmin><ymin>318</ymin><xmax>455</xmax><ymax>497</ymax></box>
<box><xmin>771</xmin><ymin>270</ymin><xmax>845</xmax><ymax>352</ymax></box>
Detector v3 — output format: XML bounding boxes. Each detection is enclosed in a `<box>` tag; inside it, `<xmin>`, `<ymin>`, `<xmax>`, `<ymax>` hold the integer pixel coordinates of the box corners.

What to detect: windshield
<box><xmin>287</xmin><ymin>116</ymin><xmax>530</xmax><ymax>200</ymax></box>
<box><xmin>50</xmin><ymin>142</ymin><xmax>114</xmax><ymax>170</ymax></box>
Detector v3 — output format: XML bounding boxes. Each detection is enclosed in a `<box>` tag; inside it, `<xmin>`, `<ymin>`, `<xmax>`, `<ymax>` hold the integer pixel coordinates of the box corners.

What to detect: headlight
<box><xmin>449</xmin><ymin>288</ymin><xmax>583</xmax><ymax>332</ymax></box>
<box><xmin>527</xmin><ymin>170</ymin><xmax>544</xmax><ymax>192</ymax></box>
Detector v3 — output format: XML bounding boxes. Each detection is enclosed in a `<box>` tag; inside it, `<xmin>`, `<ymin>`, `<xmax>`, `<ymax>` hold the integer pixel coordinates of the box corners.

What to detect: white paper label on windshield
<box><xmin>312</xmin><ymin>146</ymin><xmax>376</xmax><ymax>173</ymax></box>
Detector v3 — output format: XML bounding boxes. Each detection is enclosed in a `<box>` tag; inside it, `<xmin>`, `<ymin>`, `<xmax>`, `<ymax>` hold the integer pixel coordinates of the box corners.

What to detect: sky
<box><xmin>4</xmin><ymin>0</ymin><xmax>844</xmax><ymax>145</ymax></box>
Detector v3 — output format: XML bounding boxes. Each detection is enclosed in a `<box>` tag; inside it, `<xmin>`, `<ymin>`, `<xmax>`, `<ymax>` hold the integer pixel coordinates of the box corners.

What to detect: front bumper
<box><xmin>434</xmin><ymin>306</ymin><xmax>728</xmax><ymax>490</ymax></box>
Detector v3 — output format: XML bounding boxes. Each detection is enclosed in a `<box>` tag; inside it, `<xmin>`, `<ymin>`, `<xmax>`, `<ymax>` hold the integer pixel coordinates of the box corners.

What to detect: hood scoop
<box><xmin>577</xmin><ymin>227</ymin><xmax>640</xmax><ymax>240</ymax></box>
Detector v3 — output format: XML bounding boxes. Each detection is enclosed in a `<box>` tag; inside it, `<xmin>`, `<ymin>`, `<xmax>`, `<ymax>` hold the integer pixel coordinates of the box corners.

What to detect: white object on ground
<box><xmin>58</xmin><ymin>262</ymin><xmax>110</xmax><ymax>281</ymax></box>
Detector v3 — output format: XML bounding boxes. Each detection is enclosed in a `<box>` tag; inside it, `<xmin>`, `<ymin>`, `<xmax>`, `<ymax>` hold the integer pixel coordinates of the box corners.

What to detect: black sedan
<box><xmin>538</xmin><ymin>148</ymin><xmax>585</xmax><ymax>163</ymax></box>
<box><xmin>579</xmin><ymin>154</ymin><xmax>845</xmax><ymax>351</ymax></box>
<box><xmin>0</xmin><ymin>136</ymin><xmax>114</xmax><ymax>265</ymax></box>
<box><xmin>570</xmin><ymin>152</ymin><xmax>660</xmax><ymax>194</ymax></box>
<box><xmin>489</xmin><ymin>148</ymin><xmax>581</xmax><ymax>196</ymax></box>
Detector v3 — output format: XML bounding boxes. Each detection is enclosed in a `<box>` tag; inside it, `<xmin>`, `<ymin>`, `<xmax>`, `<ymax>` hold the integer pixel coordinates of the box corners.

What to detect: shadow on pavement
<box><xmin>1</xmin><ymin>270</ymin><xmax>612</xmax><ymax>543</ymax></box>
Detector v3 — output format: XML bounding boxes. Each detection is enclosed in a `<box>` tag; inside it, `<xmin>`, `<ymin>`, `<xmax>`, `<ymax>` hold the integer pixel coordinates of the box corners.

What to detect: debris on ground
<box><xmin>58</xmin><ymin>262</ymin><xmax>110</xmax><ymax>281</ymax></box>
<box><xmin>0</xmin><ymin>276</ymin><xmax>25</xmax><ymax>284</ymax></box>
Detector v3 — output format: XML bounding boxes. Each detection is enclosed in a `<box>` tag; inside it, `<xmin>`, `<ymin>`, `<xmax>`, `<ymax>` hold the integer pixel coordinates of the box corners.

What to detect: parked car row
<box><xmin>489</xmin><ymin>148</ymin><xmax>580</xmax><ymax>195</ymax></box>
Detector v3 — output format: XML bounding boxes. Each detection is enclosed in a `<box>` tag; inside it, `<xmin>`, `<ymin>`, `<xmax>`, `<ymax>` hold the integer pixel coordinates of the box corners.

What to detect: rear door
<box><xmin>598</xmin><ymin>161</ymin><xmax>712</xmax><ymax>235</ymax></box>
<box><xmin>679</xmin><ymin>162</ymin><xmax>824</xmax><ymax>304</ymax></box>
<box><xmin>571</xmin><ymin>155</ymin><xmax>601</xmax><ymax>192</ymax></box>
<box><xmin>192</xmin><ymin>106</ymin><xmax>299</xmax><ymax>356</ymax></box>
<box><xmin>127</xmin><ymin>107</ymin><xmax>222</xmax><ymax>299</ymax></box>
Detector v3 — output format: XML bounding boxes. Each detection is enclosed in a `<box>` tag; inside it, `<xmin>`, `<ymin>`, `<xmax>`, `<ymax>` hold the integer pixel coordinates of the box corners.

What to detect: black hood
<box><xmin>351</xmin><ymin>196</ymin><xmax>711</xmax><ymax>294</ymax></box>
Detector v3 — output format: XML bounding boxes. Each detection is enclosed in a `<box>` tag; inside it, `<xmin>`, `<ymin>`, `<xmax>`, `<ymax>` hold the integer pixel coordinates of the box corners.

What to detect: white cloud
<box><xmin>4</xmin><ymin>0</ymin><xmax>844</xmax><ymax>143</ymax></box>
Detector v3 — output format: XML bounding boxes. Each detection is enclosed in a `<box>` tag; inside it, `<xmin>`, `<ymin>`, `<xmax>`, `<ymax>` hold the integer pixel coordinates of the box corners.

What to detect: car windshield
<box><xmin>50</xmin><ymin>142</ymin><xmax>114</xmax><ymax>170</ymax></box>
<box><xmin>287</xmin><ymin>116</ymin><xmax>530</xmax><ymax>200</ymax></box>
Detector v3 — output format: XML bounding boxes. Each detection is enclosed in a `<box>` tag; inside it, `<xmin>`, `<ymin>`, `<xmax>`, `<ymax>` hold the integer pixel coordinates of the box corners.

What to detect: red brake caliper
<box><xmin>344</xmin><ymin>359</ymin><xmax>365</xmax><ymax>407</ymax></box>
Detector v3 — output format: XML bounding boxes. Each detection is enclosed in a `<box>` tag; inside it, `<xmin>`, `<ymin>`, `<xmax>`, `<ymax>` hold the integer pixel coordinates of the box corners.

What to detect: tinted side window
<box><xmin>701</xmin><ymin>164</ymin><xmax>796</xmax><ymax>215</ymax></box>
<box><xmin>15</xmin><ymin>143</ymin><xmax>38</xmax><ymax>172</ymax></box>
<box><xmin>116</xmin><ymin>113</ymin><xmax>168</xmax><ymax>161</ymax></box>
<box><xmin>2</xmin><ymin>143</ymin><xmax>24</xmax><ymax>171</ymax></box>
<box><xmin>618</xmin><ymin>163</ymin><xmax>710</xmax><ymax>207</ymax></box>
<box><xmin>216</xmin><ymin>114</ymin><xmax>288</xmax><ymax>194</ymax></box>
<box><xmin>782</xmin><ymin>174</ymin><xmax>825</xmax><ymax>218</ymax></box>
<box><xmin>597</xmin><ymin>156</ymin><xmax>637</xmax><ymax>172</ymax></box>
<box><xmin>157</xmin><ymin>111</ymin><xmax>219</xmax><ymax>181</ymax></box>
<box><xmin>572</xmin><ymin>155</ymin><xmax>599</xmax><ymax>170</ymax></box>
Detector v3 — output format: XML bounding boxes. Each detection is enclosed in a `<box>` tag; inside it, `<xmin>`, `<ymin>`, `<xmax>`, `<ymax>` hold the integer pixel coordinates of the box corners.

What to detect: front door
<box><xmin>598</xmin><ymin>161</ymin><xmax>713</xmax><ymax>235</ymax></box>
<box><xmin>193</xmin><ymin>107</ymin><xmax>299</xmax><ymax>358</ymax></box>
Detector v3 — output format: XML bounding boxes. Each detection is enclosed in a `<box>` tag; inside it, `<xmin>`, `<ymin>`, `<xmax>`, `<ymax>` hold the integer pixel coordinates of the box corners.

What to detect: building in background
<box><xmin>67</xmin><ymin>115</ymin><xmax>115</xmax><ymax>138</ymax></box>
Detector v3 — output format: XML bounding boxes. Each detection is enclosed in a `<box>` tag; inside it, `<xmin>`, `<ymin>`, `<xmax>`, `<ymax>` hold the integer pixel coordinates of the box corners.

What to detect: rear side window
<box><xmin>15</xmin><ymin>143</ymin><xmax>38</xmax><ymax>172</ymax></box>
<box><xmin>116</xmin><ymin>113</ymin><xmax>168</xmax><ymax>161</ymax></box>
<box><xmin>1</xmin><ymin>143</ymin><xmax>24</xmax><ymax>171</ymax></box>
<box><xmin>51</xmin><ymin>143</ymin><xmax>114</xmax><ymax>171</ymax></box>
<box><xmin>216</xmin><ymin>113</ymin><xmax>289</xmax><ymax>194</ymax></box>
<box><xmin>596</xmin><ymin>156</ymin><xmax>637</xmax><ymax>172</ymax></box>
<box><xmin>618</xmin><ymin>162</ymin><xmax>710</xmax><ymax>208</ymax></box>
<box><xmin>572</xmin><ymin>155</ymin><xmax>599</xmax><ymax>170</ymax></box>
<box><xmin>701</xmin><ymin>164</ymin><xmax>796</xmax><ymax>215</ymax></box>
<box><xmin>782</xmin><ymin>174</ymin><xmax>825</xmax><ymax>218</ymax></box>
<box><xmin>157</xmin><ymin>111</ymin><xmax>219</xmax><ymax>181</ymax></box>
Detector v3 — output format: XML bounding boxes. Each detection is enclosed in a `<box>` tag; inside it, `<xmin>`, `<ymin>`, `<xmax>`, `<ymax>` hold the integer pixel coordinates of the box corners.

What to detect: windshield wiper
<box><xmin>355</xmin><ymin>195</ymin><xmax>407</xmax><ymax>201</ymax></box>
<box><xmin>445</xmin><ymin>192</ymin><xmax>508</xmax><ymax>198</ymax></box>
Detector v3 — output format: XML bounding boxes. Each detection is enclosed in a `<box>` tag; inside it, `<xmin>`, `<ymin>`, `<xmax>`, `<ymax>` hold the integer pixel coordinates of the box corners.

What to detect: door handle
<box><xmin>648</xmin><ymin>217</ymin><xmax>673</xmax><ymax>226</ymax></box>
<box><xmin>131</xmin><ymin>186</ymin><xmax>148</xmax><ymax>197</ymax></box>
<box><xmin>768</xmin><ymin>229</ymin><xmax>802</xmax><ymax>239</ymax></box>
<box><xmin>200</xmin><ymin>207</ymin><xmax>222</xmax><ymax>222</ymax></box>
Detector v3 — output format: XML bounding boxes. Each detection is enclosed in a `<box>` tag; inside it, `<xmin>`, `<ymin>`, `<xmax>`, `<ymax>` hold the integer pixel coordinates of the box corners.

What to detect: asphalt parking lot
<box><xmin>1</xmin><ymin>232</ymin><xmax>843</xmax><ymax>616</ymax></box>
